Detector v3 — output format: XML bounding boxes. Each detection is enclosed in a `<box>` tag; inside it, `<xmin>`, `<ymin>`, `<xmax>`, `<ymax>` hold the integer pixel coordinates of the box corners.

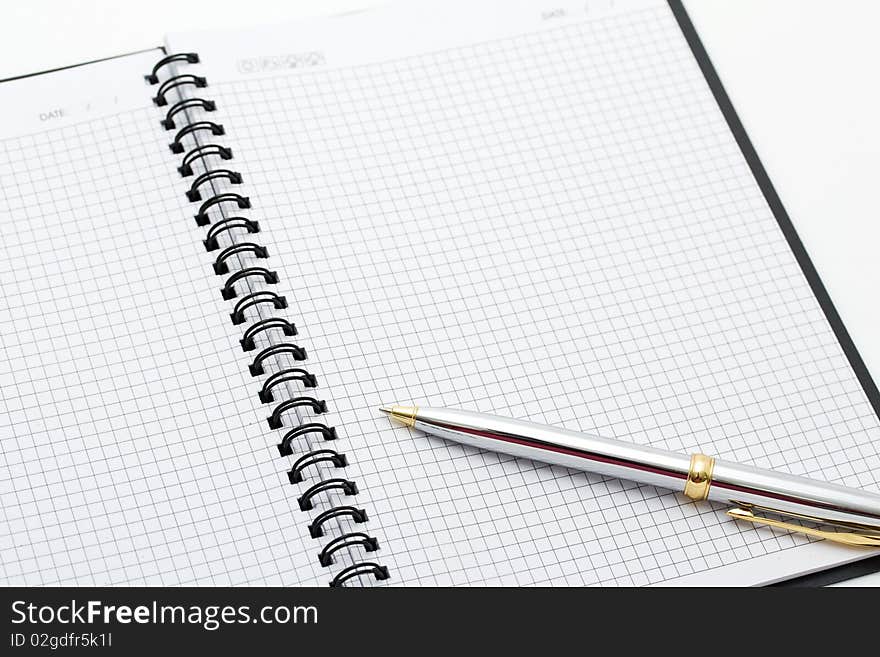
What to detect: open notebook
<box><xmin>1</xmin><ymin>0</ymin><xmax>878</xmax><ymax>587</ymax></box>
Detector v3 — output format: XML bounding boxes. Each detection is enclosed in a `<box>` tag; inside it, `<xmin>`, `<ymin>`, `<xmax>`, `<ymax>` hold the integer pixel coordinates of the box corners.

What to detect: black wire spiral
<box><xmin>146</xmin><ymin>52</ymin><xmax>389</xmax><ymax>588</ymax></box>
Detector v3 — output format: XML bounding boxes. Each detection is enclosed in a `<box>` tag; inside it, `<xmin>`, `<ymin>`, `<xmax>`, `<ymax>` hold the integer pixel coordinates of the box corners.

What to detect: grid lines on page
<box><xmin>0</xmin><ymin>104</ymin><xmax>323</xmax><ymax>586</ymax></box>
<box><xmin>201</xmin><ymin>4</ymin><xmax>880</xmax><ymax>585</ymax></box>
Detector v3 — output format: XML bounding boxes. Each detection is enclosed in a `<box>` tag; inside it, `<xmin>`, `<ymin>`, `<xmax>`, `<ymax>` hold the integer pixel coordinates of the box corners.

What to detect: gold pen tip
<box><xmin>378</xmin><ymin>404</ymin><xmax>419</xmax><ymax>427</ymax></box>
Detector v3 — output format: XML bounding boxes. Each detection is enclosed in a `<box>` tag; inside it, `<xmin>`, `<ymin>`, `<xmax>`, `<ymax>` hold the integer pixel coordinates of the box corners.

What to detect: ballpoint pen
<box><xmin>379</xmin><ymin>404</ymin><xmax>880</xmax><ymax>547</ymax></box>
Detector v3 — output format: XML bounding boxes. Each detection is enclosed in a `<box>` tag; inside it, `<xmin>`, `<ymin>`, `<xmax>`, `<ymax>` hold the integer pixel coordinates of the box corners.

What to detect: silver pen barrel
<box><xmin>409</xmin><ymin>405</ymin><xmax>694</xmax><ymax>492</ymax></box>
<box><xmin>709</xmin><ymin>459</ymin><xmax>880</xmax><ymax>530</ymax></box>
<box><xmin>381</xmin><ymin>405</ymin><xmax>880</xmax><ymax>541</ymax></box>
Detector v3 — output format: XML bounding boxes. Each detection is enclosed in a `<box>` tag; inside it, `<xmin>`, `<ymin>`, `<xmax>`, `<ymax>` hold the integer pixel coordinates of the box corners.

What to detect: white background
<box><xmin>0</xmin><ymin>0</ymin><xmax>877</xmax><ymax>586</ymax></box>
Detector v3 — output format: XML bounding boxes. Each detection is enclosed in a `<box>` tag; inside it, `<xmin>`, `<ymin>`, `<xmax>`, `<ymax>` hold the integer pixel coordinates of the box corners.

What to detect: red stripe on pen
<box><xmin>712</xmin><ymin>480</ymin><xmax>880</xmax><ymax>520</ymax></box>
<box><xmin>424</xmin><ymin>419</ymin><xmax>880</xmax><ymax>523</ymax></box>
<box><xmin>431</xmin><ymin>421</ymin><xmax>687</xmax><ymax>481</ymax></box>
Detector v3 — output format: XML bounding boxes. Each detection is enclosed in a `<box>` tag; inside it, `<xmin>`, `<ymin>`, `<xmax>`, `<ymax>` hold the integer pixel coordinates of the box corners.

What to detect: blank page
<box><xmin>0</xmin><ymin>52</ymin><xmax>333</xmax><ymax>586</ymax></box>
<box><xmin>169</xmin><ymin>0</ymin><xmax>880</xmax><ymax>585</ymax></box>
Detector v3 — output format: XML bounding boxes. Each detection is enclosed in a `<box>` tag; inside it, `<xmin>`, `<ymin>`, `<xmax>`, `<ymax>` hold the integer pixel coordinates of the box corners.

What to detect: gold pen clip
<box><xmin>683</xmin><ymin>453</ymin><xmax>880</xmax><ymax>548</ymax></box>
<box><xmin>727</xmin><ymin>507</ymin><xmax>880</xmax><ymax>548</ymax></box>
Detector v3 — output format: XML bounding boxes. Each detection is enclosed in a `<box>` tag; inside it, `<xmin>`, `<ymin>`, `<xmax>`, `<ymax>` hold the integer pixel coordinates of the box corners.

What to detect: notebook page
<box><xmin>168</xmin><ymin>0</ymin><xmax>880</xmax><ymax>585</ymax></box>
<box><xmin>0</xmin><ymin>52</ymin><xmax>331</xmax><ymax>586</ymax></box>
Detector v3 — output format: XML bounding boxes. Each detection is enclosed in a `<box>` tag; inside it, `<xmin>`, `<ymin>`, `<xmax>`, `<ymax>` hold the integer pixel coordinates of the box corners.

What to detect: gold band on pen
<box><xmin>684</xmin><ymin>453</ymin><xmax>715</xmax><ymax>501</ymax></box>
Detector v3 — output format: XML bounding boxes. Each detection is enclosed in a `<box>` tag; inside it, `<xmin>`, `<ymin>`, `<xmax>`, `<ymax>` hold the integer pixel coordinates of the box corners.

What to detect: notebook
<box><xmin>1</xmin><ymin>0</ymin><xmax>878</xmax><ymax>587</ymax></box>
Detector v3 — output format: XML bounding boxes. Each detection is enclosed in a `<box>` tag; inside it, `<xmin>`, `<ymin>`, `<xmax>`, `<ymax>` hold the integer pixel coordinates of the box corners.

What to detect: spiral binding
<box><xmin>146</xmin><ymin>52</ymin><xmax>389</xmax><ymax>587</ymax></box>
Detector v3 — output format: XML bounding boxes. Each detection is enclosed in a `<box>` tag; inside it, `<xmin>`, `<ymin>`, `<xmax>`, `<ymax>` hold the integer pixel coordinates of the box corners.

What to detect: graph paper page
<box><xmin>170</xmin><ymin>0</ymin><xmax>880</xmax><ymax>585</ymax></box>
<box><xmin>0</xmin><ymin>52</ymin><xmax>336</xmax><ymax>586</ymax></box>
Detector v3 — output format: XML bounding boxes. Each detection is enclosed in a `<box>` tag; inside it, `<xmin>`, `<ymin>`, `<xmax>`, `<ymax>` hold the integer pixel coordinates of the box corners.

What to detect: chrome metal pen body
<box><xmin>381</xmin><ymin>405</ymin><xmax>880</xmax><ymax>545</ymax></box>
